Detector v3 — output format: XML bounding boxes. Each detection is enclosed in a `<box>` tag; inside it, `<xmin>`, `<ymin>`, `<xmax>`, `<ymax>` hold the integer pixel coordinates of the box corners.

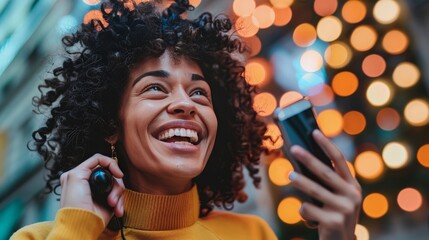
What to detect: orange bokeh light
<box><xmin>253</xmin><ymin>5</ymin><xmax>275</xmax><ymax>29</ymax></box>
<box><xmin>417</xmin><ymin>144</ymin><xmax>429</xmax><ymax>168</ymax></box>
<box><xmin>84</xmin><ymin>10</ymin><xmax>109</xmax><ymax>30</ymax></box>
<box><xmin>350</xmin><ymin>25</ymin><xmax>377</xmax><ymax>52</ymax></box>
<box><xmin>263</xmin><ymin>123</ymin><xmax>284</xmax><ymax>150</ymax></box>
<box><xmin>293</xmin><ymin>23</ymin><xmax>317</xmax><ymax>47</ymax></box>
<box><xmin>331</xmin><ymin>71</ymin><xmax>359</xmax><ymax>97</ymax></box>
<box><xmin>343</xmin><ymin>111</ymin><xmax>366</xmax><ymax>135</ymax></box>
<box><xmin>278</xmin><ymin>197</ymin><xmax>302</xmax><ymax>224</ymax></box>
<box><xmin>270</xmin><ymin>0</ymin><xmax>294</xmax><ymax>8</ymax></box>
<box><xmin>376</xmin><ymin>108</ymin><xmax>401</xmax><ymax>131</ymax></box>
<box><xmin>269</xmin><ymin>157</ymin><xmax>293</xmax><ymax>186</ymax></box>
<box><xmin>273</xmin><ymin>7</ymin><xmax>293</xmax><ymax>27</ymax></box>
<box><xmin>233</xmin><ymin>0</ymin><xmax>256</xmax><ymax>17</ymax></box>
<box><xmin>397</xmin><ymin>188</ymin><xmax>423</xmax><ymax>212</ymax></box>
<box><xmin>382</xmin><ymin>30</ymin><xmax>409</xmax><ymax>55</ymax></box>
<box><xmin>363</xmin><ymin>193</ymin><xmax>389</xmax><ymax>218</ymax></box>
<box><xmin>245</xmin><ymin>58</ymin><xmax>271</xmax><ymax>86</ymax></box>
<box><xmin>362</xmin><ymin>54</ymin><xmax>386</xmax><ymax>78</ymax></box>
<box><xmin>354</xmin><ymin>151</ymin><xmax>384</xmax><ymax>180</ymax></box>
<box><xmin>317</xmin><ymin>109</ymin><xmax>343</xmax><ymax>137</ymax></box>
<box><xmin>253</xmin><ymin>92</ymin><xmax>277</xmax><ymax>117</ymax></box>
<box><xmin>244</xmin><ymin>35</ymin><xmax>262</xmax><ymax>57</ymax></box>
<box><xmin>393</xmin><ymin>62</ymin><xmax>420</xmax><ymax>88</ymax></box>
<box><xmin>189</xmin><ymin>0</ymin><xmax>201</xmax><ymax>7</ymax></box>
<box><xmin>342</xmin><ymin>0</ymin><xmax>367</xmax><ymax>24</ymax></box>
<box><xmin>236</xmin><ymin>15</ymin><xmax>259</xmax><ymax>37</ymax></box>
<box><xmin>317</xmin><ymin>16</ymin><xmax>342</xmax><ymax>42</ymax></box>
<box><xmin>308</xmin><ymin>84</ymin><xmax>334</xmax><ymax>106</ymax></box>
<box><xmin>324</xmin><ymin>41</ymin><xmax>352</xmax><ymax>69</ymax></box>
<box><xmin>314</xmin><ymin>0</ymin><xmax>337</xmax><ymax>17</ymax></box>
<box><xmin>279</xmin><ymin>91</ymin><xmax>304</xmax><ymax>108</ymax></box>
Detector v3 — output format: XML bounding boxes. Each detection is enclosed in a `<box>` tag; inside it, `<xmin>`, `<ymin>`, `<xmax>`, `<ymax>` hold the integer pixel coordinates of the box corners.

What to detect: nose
<box><xmin>167</xmin><ymin>90</ymin><xmax>197</xmax><ymax>117</ymax></box>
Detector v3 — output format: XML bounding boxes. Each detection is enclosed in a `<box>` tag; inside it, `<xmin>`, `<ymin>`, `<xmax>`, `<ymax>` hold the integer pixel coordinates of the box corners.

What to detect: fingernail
<box><xmin>288</xmin><ymin>171</ymin><xmax>298</xmax><ymax>181</ymax></box>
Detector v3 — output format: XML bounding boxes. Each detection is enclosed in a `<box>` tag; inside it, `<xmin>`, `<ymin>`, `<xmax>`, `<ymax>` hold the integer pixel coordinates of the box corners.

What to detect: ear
<box><xmin>105</xmin><ymin>132</ymin><xmax>119</xmax><ymax>145</ymax></box>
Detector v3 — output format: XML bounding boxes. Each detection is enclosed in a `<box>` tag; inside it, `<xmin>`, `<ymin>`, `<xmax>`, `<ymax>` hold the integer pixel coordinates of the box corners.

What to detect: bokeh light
<box><xmin>308</xmin><ymin>84</ymin><xmax>334</xmax><ymax>106</ymax></box>
<box><xmin>362</xmin><ymin>54</ymin><xmax>386</xmax><ymax>77</ymax></box>
<box><xmin>373</xmin><ymin>0</ymin><xmax>400</xmax><ymax>25</ymax></box>
<box><xmin>343</xmin><ymin>111</ymin><xmax>366</xmax><ymax>135</ymax></box>
<box><xmin>253</xmin><ymin>5</ymin><xmax>275</xmax><ymax>29</ymax></box>
<box><xmin>342</xmin><ymin>0</ymin><xmax>367</xmax><ymax>24</ymax></box>
<box><xmin>82</xmin><ymin>0</ymin><xmax>101</xmax><ymax>5</ymax></box>
<box><xmin>278</xmin><ymin>197</ymin><xmax>302</xmax><ymax>224</ymax></box>
<box><xmin>233</xmin><ymin>0</ymin><xmax>256</xmax><ymax>17</ymax></box>
<box><xmin>83</xmin><ymin>10</ymin><xmax>108</xmax><ymax>30</ymax></box>
<box><xmin>269</xmin><ymin>157</ymin><xmax>293</xmax><ymax>186</ymax></box>
<box><xmin>404</xmin><ymin>99</ymin><xmax>429</xmax><ymax>127</ymax></box>
<box><xmin>293</xmin><ymin>23</ymin><xmax>317</xmax><ymax>47</ymax></box>
<box><xmin>263</xmin><ymin>123</ymin><xmax>284</xmax><ymax>151</ymax></box>
<box><xmin>392</xmin><ymin>62</ymin><xmax>420</xmax><ymax>88</ymax></box>
<box><xmin>332</xmin><ymin>71</ymin><xmax>359</xmax><ymax>97</ymax></box>
<box><xmin>324</xmin><ymin>41</ymin><xmax>352</xmax><ymax>69</ymax></box>
<box><xmin>376</xmin><ymin>108</ymin><xmax>401</xmax><ymax>131</ymax></box>
<box><xmin>366</xmin><ymin>80</ymin><xmax>392</xmax><ymax>107</ymax></box>
<box><xmin>317</xmin><ymin>16</ymin><xmax>342</xmax><ymax>42</ymax></box>
<box><xmin>317</xmin><ymin>109</ymin><xmax>343</xmax><ymax>137</ymax></box>
<box><xmin>363</xmin><ymin>193</ymin><xmax>389</xmax><ymax>218</ymax></box>
<box><xmin>417</xmin><ymin>144</ymin><xmax>429</xmax><ymax>168</ymax></box>
<box><xmin>244</xmin><ymin>35</ymin><xmax>262</xmax><ymax>57</ymax></box>
<box><xmin>273</xmin><ymin>7</ymin><xmax>293</xmax><ymax>27</ymax></box>
<box><xmin>245</xmin><ymin>58</ymin><xmax>271</xmax><ymax>86</ymax></box>
<box><xmin>189</xmin><ymin>0</ymin><xmax>201</xmax><ymax>7</ymax></box>
<box><xmin>270</xmin><ymin>0</ymin><xmax>294</xmax><ymax>8</ymax></box>
<box><xmin>355</xmin><ymin>224</ymin><xmax>370</xmax><ymax>240</ymax></box>
<box><xmin>279</xmin><ymin>91</ymin><xmax>304</xmax><ymax>108</ymax></box>
<box><xmin>397</xmin><ymin>188</ymin><xmax>423</xmax><ymax>212</ymax></box>
<box><xmin>300</xmin><ymin>50</ymin><xmax>324</xmax><ymax>72</ymax></box>
<box><xmin>314</xmin><ymin>0</ymin><xmax>337</xmax><ymax>17</ymax></box>
<box><xmin>236</xmin><ymin>15</ymin><xmax>259</xmax><ymax>37</ymax></box>
<box><xmin>355</xmin><ymin>151</ymin><xmax>384</xmax><ymax>180</ymax></box>
<box><xmin>346</xmin><ymin>161</ymin><xmax>356</xmax><ymax>178</ymax></box>
<box><xmin>382</xmin><ymin>30</ymin><xmax>409</xmax><ymax>55</ymax></box>
<box><xmin>350</xmin><ymin>25</ymin><xmax>377</xmax><ymax>52</ymax></box>
<box><xmin>382</xmin><ymin>142</ymin><xmax>409</xmax><ymax>169</ymax></box>
<box><xmin>253</xmin><ymin>92</ymin><xmax>277</xmax><ymax>117</ymax></box>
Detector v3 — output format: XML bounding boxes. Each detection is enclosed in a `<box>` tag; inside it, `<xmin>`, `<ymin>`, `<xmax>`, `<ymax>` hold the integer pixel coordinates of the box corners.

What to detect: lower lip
<box><xmin>159</xmin><ymin>141</ymin><xmax>199</xmax><ymax>153</ymax></box>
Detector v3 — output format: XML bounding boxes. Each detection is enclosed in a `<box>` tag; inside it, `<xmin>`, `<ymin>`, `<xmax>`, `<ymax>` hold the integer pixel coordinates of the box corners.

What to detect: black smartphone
<box><xmin>274</xmin><ymin>97</ymin><xmax>334</xmax><ymax>207</ymax></box>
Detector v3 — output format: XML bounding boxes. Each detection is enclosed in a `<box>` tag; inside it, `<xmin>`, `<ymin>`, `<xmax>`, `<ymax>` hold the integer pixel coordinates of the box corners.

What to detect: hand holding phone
<box><xmin>274</xmin><ymin>98</ymin><xmax>334</xmax><ymax>207</ymax></box>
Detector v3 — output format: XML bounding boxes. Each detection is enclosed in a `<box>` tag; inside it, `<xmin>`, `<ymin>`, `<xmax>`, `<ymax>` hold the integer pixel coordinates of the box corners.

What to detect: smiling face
<box><xmin>118</xmin><ymin>51</ymin><xmax>217</xmax><ymax>194</ymax></box>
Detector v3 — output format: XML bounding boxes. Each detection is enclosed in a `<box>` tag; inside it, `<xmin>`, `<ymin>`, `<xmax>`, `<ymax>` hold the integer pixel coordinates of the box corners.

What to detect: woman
<box><xmin>11</xmin><ymin>0</ymin><xmax>361</xmax><ymax>239</ymax></box>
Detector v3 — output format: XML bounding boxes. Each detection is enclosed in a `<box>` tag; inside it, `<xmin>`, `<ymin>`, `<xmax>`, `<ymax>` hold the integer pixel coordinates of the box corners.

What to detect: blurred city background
<box><xmin>0</xmin><ymin>0</ymin><xmax>428</xmax><ymax>239</ymax></box>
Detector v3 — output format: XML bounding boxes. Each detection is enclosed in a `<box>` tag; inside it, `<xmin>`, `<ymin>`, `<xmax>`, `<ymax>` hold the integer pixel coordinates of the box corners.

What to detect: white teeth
<box><xmin>158</xmin><ymin>128</ymin><xmax>199</xmax><ymax>143</ymax></box>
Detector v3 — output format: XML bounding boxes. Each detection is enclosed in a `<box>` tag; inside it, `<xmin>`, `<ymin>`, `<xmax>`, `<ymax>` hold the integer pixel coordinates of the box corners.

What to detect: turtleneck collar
<box><xmin>122</xmin><ymin>185</ymin><xmax>200</xmax><ymax>231</ymax></box>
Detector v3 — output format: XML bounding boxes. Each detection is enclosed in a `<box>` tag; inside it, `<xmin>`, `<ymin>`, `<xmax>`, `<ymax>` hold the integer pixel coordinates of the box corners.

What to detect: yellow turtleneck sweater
<box><xmin>10</xmin><ymin>185</ymin><xmax>278</xmax><ymax>239</ymax></box>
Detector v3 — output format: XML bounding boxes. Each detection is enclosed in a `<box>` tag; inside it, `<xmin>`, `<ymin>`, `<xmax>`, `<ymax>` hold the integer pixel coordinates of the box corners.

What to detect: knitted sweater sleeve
<box><xmin>10</xmin><ymin>208</ymin><xmax>105</xmax><ymax>240</ymax></box>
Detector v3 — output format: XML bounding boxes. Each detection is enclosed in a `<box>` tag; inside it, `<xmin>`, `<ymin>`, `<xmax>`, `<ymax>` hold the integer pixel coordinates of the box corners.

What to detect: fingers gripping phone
<box><xmin>274</xmin><ymin>98</ymin><xmax>334</xmax><ymax>207</ymax></box>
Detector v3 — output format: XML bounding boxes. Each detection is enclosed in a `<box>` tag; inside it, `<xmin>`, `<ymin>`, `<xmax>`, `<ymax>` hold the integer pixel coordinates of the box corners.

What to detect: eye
<box><xmin>145</xmin><ymin>84</ymin><xmax>164</xmax><ymax>92</ymax></box>
<box><xmin>190</xmin><ymin>88</ymin><xmax>208</xmax><ymax>97</ymax></box>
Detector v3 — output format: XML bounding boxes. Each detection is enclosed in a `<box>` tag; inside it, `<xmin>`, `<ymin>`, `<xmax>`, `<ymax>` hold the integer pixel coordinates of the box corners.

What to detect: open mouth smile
<box><xmin>158</xmin><ymin>128</ymin><xmax>199</xmax><ymax>145</ymax></box>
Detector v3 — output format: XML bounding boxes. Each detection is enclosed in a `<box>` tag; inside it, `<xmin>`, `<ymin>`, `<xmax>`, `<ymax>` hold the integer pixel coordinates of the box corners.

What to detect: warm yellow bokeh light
<box><xmin>373</xmin><ymin>0</ymin><xmax>400</xmax><ymax>25</ymax></box>
<box><xmin>300</xmin><ymin>50</ymin><xmax>324</xmax><ymax>73</ymax></box>
<box><xmin>253</xmin><ymin>92</ymin><xmax>277</xmax><ymax>117</ymax></box>
<box><xmin>233</xmin><ymin>0</ymin><xmax>256</xmax><ymax>17</ymax></box>
<box><xmin>245</xmin><ymin>58</ymin><xmax>271</xmax><ymax>86</ymax></box>
<box><xmin>317</xmin><ymin>16</ymin><xmax>342</xmax><ymax>42</ymax></box>
<box><xmin>253</xmin><ymin>5</ymin><xmax>275</xmax><ymax>29</ymax></box>
<box><xmin>363</xmin><ymin>193</ymin><xmax>389</xmax><ymax>218</ymax></box>
<box><xmin>332</xmin><ymin>71</ymin><xmax>359</xmax><ymax>97</ymax></box>
<box><xmin>382</xmin><ymin>142</ymin><xmax>409</xmax><ymax>169</ymax></box>
<box><xmin>279</xmin><ymin>91</ymin><xmax>304</xmax><ymax>108</ymax></box>
<box><xmin>84</xmin><ymin>10</ymin><xmax>108</xmax><ymax>29</ymax></box>
<box><xmin>382</xmin><ymin>30</ymin><xmax>409</xmax><ymax>55</ymax></box>
<box><xmin>350</xmin><ymin>25</ymin><xmax>377</xmax><ymax>52</ymax></box>
<box><xmin>343</xmin><ymin>111</ymin><xmax>366</xmax><ymax>135</ymax></box>
<box><xmin>314</xmin><ymin>0</ymin><xmax>337</xmax><ymax>17</ymax></box>
<box><xmin>273</xmin><ymin>7</ymin><xmax>293</xmax><ymax>27</ymax></box>
<box><xmin>355</xmin><ymin>224</ymin><xmax>370</xmax><ymax>240</ymax></box>
<box><xmin>244</xmin><ymin>35</ymin><xmax>262</xmax><ymax>57</ymax></box>
<box><xmin>308</xmin><ymin>84</ymin><xmax>334</xmax><ymax>106</ymax></box>
<box><xmin>355</xmin><ymin>151</ymin><xmax>384</xmax><ymax>180</ymax></box>
<box><xmin>376</xmin><ymin>108</ymin><xmax>401</xmax><ymax>131</ymax></box>
<box><xmin>317</xmin><ymin>109</ymin><xmax>343</xmax><ymax>137</ymax></box>
<box><xmin>392</xmin><ymin>62</ymin><xmax>420</xmax><ymax>88</ymax></box>
<box><xmin>269</xmin><ymin>158</ymin><xmax>293</xmax><ymax>186</ymax></box>
<box><xmin>263</xmin><ymin>123</ymin><xmax>284</xmax><ymax>150</ymax></box>
<box><xmin>404</xmin><ymin>99</ymin><xmax>429</xmax><ymax>127</ymax></box>
<box><xmin>342</xmin><ymin>1</ymin><xmax>367</xmax><ymax>24</ymax></box>
<box><xmin>278</xmin><ymin>197</ymin><xmax>302</xmax><ymax>224</ymax></box>
<box><xmin>236</xmin><ymin>15</ymin><xmax>259</xmax><ymax>37</ymax></box>
<box><xmin>82</xmin><ymin>0</ymin><xmax>101</xmax><ymax>5</ymax></box>
<box><xmin>270</xmin><ymin>0</ymin><xmax>294</xmax><ymax>8</ymax></box>
<box><xmin>189</xmin><ymin>0</ymin><xmax>201</xmax><ymax>7</ymax></box>
<box><xmin>324</xmin><ymin>41</ymin><xmax>352</xmax><ymax>69</ymax></box>
<box><xmin>366</xmin><ymin>80</ymin><xmax>392</xmax><ymax>107</ymax></box>
<box><xmin>293</xmin><ymin>23</ymin><xmax>317</xmax><ymax>47</ymax></box>
<box><xmin>417</xmin><ymin>144</ymin><xmax>429</xmax><ymax>168</ymax></box>
<box><xmin>397</xmin><ymin>188</ymin><xmax>423</xmax><ymax>212</ymax></box>
<box><xmin>362</xmin><ymin>54</ymin><xmax>386</xmax><ymax>77</ymax></box>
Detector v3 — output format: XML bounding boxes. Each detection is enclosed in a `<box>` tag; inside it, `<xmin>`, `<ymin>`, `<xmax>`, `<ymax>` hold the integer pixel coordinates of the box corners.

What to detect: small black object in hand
<box><xmin>89</xmin><ymin>167</ymin><xmax>113</xmax><ymax>207</ymax></box>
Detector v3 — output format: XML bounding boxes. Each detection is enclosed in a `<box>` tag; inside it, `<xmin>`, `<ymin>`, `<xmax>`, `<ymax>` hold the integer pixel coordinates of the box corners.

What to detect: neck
<box><xmin>126</xmin><ymin>171</ymin><xmax>193</xmax><ymax>195</ymax></box>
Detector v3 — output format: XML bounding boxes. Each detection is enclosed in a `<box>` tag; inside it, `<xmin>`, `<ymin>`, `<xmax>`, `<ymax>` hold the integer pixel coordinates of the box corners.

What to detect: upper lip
<box><xmin>153</xmin><ymin>120</ymin><xmax>204</xmax><ymax>142</ymax></box>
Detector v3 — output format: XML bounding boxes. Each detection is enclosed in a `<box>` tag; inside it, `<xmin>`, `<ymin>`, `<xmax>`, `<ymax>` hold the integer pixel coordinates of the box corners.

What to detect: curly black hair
<box><xmin>31</xmin><ymin>0</ymin><xmax>268</xmax><ymax>217</ymax></box>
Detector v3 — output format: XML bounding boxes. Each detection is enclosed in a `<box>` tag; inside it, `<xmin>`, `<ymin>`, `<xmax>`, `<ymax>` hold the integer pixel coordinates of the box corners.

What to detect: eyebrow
<box><xmin>132</xmin><ymin>70</ymin><xmax>206</xmax><ymax>86</ymax></box>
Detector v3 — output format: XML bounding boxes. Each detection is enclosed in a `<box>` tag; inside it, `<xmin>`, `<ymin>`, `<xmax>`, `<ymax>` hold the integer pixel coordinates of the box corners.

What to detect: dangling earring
<box><xmin>111</xmin><ymin>144</ymin><xmax>118</xmax><ymax>163</ymax></box>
